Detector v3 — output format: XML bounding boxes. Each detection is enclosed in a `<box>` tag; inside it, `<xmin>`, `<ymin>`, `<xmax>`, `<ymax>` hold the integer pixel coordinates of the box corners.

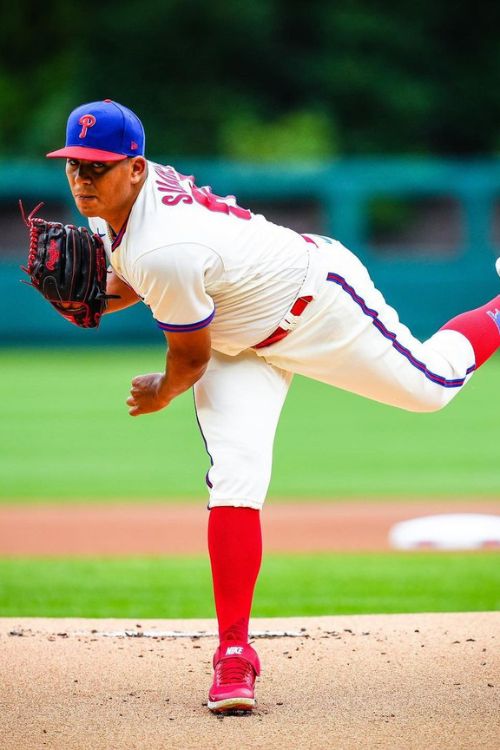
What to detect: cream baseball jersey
<box><xmin>89</xmin><ymin>162</ymin><xmax>326</xmax><ymax>355</ymax></box>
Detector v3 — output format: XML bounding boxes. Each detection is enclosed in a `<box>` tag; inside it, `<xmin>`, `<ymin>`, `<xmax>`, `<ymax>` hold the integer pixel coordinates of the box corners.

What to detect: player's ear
<box><xmin>129</xmin><ymin>157</ymin><xmax>147</xmax><ymax>184</ymax></box>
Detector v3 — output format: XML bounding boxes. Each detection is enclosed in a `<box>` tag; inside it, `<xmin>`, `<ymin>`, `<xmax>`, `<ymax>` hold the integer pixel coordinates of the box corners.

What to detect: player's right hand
<box><xmin>126</xmin><ymin>372</ymin><xmax>171</xmax><ymax>416</ymax></box>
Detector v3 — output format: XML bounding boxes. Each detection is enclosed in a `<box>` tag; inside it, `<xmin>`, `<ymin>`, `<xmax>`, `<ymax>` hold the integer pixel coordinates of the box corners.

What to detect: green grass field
<box><xmin>1</xmin><ymin>347</ymin><xmax>499</xmax><ymax>501</ymax></box>
<box><xmin>0</xmin><ymin>553</ymin><xmax>498</xmax><ymax>618</ymax></box>
<box><xmin>1</xmin><ymin>347</ymin><xmax>498</xmax><ymax>619</ymax></box>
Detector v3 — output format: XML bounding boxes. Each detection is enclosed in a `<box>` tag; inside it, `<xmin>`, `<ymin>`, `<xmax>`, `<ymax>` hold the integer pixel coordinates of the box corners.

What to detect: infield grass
<box><xmin>1</xmin><ymin>347</ymin><xmax>499</xmax><ymax>502</ymax></box>
<box><xmin>0</xmin><ymin>553</ymin><xmax>498</xmax><ymax>618</ymax></box>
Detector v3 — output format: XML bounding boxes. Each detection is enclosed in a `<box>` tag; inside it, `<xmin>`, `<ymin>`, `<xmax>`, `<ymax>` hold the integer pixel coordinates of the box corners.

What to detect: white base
<box><xmin>389</xmin><ymin>513</ymin><xmax>500</xmax><ymax>550</ymax></box>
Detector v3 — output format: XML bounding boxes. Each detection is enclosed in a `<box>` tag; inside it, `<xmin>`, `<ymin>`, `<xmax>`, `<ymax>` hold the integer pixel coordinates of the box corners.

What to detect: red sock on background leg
<box><xmin>208</xmin><ymin>507</ymin><xmax>262</xmax><ymax>644</ymax></box>
<box><xmin>441</xmin><ymin>295</ymin><xmax>500</xmax><ymax>368</ymax></box>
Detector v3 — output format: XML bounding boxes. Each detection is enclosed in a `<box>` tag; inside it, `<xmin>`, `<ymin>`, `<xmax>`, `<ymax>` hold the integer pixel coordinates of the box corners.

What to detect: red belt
<box><xmin>253</xmin><ymin>295</ymin><xmax>313</xmax><ymax>349</ymax></box>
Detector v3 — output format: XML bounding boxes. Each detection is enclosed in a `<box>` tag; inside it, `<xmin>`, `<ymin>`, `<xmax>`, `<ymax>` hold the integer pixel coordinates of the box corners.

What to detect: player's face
<box><xmin>65</xmin><ymin>157</ymin><xmax>146</xmax><ymax>225</ymax></box>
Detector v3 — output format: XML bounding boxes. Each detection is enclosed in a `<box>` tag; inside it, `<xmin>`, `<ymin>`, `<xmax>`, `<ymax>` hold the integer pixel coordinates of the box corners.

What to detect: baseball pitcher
<box><xmin>27</xmin><ymin>99</ymin><xmax>500</xmax><ymax>713</ymax></box>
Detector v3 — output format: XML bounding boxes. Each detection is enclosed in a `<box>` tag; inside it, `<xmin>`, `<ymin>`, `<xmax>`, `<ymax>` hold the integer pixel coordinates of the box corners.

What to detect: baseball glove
<box><xmin>20</xmin><ymin>202</ymin><xmax>110</xmax><ymax>328</ymax></box>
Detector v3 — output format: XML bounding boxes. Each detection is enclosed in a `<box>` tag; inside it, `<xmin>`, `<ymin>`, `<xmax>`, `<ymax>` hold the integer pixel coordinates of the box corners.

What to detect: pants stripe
<box><xmin>326</xmin><ymin>272</ymin><xmax>475</xmax><ymax>388</ymax></box>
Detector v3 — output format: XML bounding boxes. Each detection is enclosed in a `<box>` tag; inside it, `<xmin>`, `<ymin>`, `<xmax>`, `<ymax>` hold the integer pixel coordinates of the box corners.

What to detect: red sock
<box><xmin>208</xmin><ymin>507</ymin><xmax>262</xmax><ymax>644</ymax></box>
<box><xmin>441</xmin><ymin>295</ymin><xmax>500</xmax><ymax>368</ymax></box>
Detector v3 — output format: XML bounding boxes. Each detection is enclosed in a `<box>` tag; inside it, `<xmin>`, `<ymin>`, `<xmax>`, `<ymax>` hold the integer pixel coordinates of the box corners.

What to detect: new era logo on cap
<box><xmin>46</xmin><ymin>99</ymin><xmax>145</xmax><ymax>162</ymax></box>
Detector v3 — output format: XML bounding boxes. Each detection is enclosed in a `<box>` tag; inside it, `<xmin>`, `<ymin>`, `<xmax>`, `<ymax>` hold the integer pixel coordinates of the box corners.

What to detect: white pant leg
<box><xmin>194</xmin><ymin>348</ymin><xmax>293</xmax><ymax>509</ymax></box>
<box><xmin>256</xmin><ymin>240</ymin><xmax>476</xmax><ymax>413</ymax></box>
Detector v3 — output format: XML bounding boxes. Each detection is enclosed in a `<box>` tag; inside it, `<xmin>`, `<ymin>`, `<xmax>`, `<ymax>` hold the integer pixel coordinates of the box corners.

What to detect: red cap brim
<box><xmin>46</xmin><ymin>146</ymin><xmax>128</xmax><ymax>161</ymax></box>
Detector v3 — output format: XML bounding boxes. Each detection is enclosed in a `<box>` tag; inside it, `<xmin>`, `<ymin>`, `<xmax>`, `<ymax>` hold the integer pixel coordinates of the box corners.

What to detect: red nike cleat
<box><xmin>208</xmin><ymin>642</ymin><xmax>261</xmax><ymax>713</ymax></box>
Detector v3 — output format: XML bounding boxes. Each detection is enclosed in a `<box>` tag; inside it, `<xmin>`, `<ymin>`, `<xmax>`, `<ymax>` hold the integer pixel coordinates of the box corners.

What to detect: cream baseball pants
<box><xmin>194</xmin><ymin>239</ymin><xmax>475</xmax><ymax>510</ymax></box>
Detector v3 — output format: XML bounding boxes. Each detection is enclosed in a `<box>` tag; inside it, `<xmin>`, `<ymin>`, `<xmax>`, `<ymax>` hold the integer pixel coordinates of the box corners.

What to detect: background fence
<box><xmin>1</xmin><ymin>157</ymin><xmax>499</xmax><ymax>344</ymax></box>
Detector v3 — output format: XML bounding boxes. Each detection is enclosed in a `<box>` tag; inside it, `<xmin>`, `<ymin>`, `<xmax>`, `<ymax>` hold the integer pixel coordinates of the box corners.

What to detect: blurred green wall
<box><xmin>1</xmin><ymin>157</ymin><xmax>499</xmax><ymax>344</ymax></box>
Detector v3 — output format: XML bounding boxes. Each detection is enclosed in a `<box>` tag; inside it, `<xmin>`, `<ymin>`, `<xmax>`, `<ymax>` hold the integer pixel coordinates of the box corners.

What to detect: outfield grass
<box><xmin>1</xmin><ymin>347</ymin><xmax>499</xmax><ymax>502</ymax></box>
<box><xmin>0</xmin><ymin>553</ymin><xmax>498</xmax><ymax>618</ymax></box>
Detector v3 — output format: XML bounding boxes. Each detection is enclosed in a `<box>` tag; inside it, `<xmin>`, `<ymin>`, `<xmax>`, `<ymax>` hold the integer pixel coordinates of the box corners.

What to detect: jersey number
<box><xmin>191</xmin><ymin>184</ymin><xmax>251</xmax><ymax>220</ymax></box>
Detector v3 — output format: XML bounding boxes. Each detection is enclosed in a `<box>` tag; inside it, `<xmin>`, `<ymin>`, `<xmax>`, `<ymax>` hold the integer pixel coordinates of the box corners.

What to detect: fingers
<box><xmin>126</xmin><ymin>393</ymin><xmax>159</xmax><ymax>416</ymax></box>
<box><xmin>126</xmin><ymin>373</ymin><xmax>168</xmax><ymax>417</ymax></box>
<box><xmin>126</xmin><ymin>395</ymin><xmax>139</xmax><ymax>416</ymax></box>
<box><xmin>131</xmin><ymin>374</ymin><xmax>152</xmax><ymax>387</ymax></box>
<box><xmin>127</xmin><ymin>384</ymin><xmax>148</xmax><ymax>405</ymax></box>
<box><xmin>127</xmin><ymin>378</ymin><xmax>146</xmax><ymax>412</ymax></box>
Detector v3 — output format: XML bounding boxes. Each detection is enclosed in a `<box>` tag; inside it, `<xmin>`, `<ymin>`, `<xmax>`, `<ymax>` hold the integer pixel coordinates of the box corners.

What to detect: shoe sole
<box><xmin>207</xmin><ymin>697</ymin><xmax>256</xmax><ymax>713</ymax></box>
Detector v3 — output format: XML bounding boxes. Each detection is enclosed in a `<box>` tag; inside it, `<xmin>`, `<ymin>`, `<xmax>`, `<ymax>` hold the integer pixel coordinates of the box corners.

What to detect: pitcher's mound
<box><xmin>1</xmin><ymin>613</ymin><xmax>498</xmax><ymax>750</ymax></box>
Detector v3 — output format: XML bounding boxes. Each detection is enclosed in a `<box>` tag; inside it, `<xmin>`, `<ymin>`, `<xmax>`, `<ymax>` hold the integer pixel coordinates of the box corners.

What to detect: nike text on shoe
<box><xmin>208</xmin><ymin>642</ymin><xmax>261</xmax><ymax>713</ymax></box>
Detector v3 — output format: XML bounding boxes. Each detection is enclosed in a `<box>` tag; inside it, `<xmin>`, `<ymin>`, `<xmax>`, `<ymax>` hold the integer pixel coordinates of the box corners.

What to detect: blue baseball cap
<box><xmin>46</xmin><ymin>99</ymin><xmax>145</xmax><ymax>161</ymax></box>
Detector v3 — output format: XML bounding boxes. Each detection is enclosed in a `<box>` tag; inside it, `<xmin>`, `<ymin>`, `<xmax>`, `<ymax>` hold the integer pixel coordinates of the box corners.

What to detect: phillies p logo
<box><xmin>78</xmin><ymin>114</ymin><xmax>96</xmax><ymax>139</ymax></box>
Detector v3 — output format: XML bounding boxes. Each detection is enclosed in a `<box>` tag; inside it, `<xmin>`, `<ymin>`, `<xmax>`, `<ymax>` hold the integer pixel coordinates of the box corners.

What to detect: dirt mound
<box><xmin>1</xmin><ymin>613</ymin><xmax>498</xmax><ymax>749</ymax></box>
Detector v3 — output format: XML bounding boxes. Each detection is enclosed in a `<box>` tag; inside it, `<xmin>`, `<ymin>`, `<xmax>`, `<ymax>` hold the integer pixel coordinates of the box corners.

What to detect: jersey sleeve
<box><xmin>130</xmin><ymin>243</ymin><xmax>221</xmax><ymax>332</ymax></box>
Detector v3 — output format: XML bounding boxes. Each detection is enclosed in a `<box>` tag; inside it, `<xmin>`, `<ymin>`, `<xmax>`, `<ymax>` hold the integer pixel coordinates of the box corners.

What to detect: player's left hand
<box><xmin>126</xmin><ymin>373</ymin><xmax>171</xmax><ymax>416</ymax></box>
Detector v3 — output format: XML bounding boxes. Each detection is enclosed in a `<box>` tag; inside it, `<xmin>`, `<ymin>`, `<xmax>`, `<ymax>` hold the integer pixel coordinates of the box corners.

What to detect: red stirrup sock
<box><xmin>440</xmin><ymin>295</ymin><xmax>500</xmax><ymax>368</ymax></box>
<box><xmin>208</xmin><ymin>507</ymin><xmax>262</xmax><ymax>644</ymax></box>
